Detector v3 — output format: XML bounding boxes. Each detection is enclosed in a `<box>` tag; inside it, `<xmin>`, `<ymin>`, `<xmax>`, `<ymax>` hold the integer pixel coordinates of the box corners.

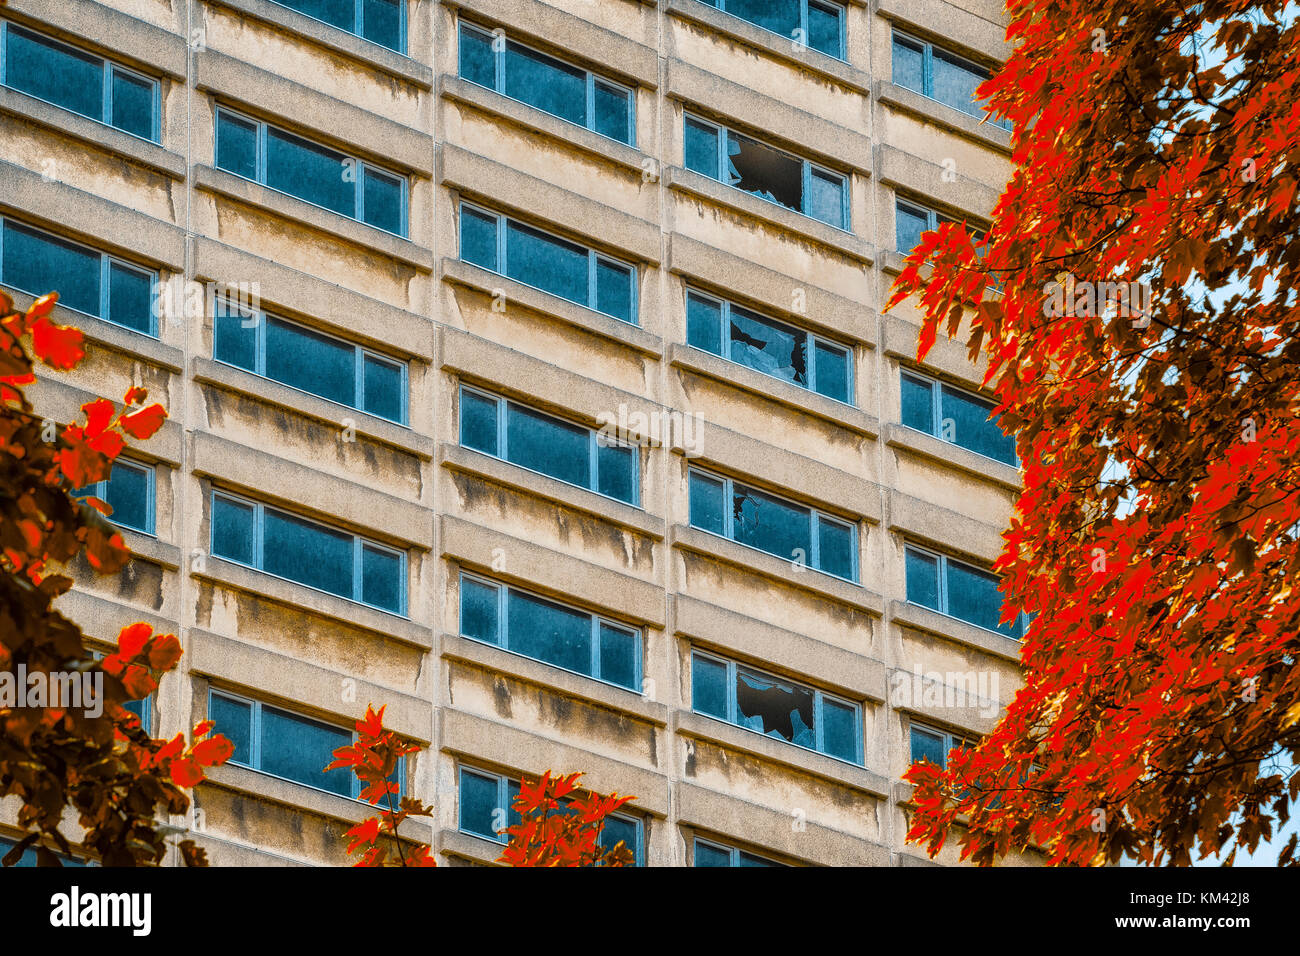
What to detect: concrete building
<box><xmin>0</xmin><ymin>0</ymin><xmax>1039</xmax><ymax>866</ymax></box>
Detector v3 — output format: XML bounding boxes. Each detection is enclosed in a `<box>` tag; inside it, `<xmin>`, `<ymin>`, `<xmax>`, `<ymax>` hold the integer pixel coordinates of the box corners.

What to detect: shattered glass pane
<box><xmin>735</xmin><ymin>666</ymin><xmax>815</xmax><ymax>749</ymax></box>
<box><xmin>727</xmin><ymin>303</ymin><xmax>808</xmax><ymax>387</ymax></box>
<box><xmin>725</xmin><ymin>131</ymin><xmax>803</xmax><ymax>212</ymax></box>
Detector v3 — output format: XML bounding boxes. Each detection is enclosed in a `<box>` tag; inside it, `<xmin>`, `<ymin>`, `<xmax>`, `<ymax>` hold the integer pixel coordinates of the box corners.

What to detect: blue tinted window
<box><xmin>216</xmin><ymin>111</ymin><xmax>259</xmax><ymax>181</ymax></box>
<box><xmin>900</xmin><ymin>373</ymin><xmax>934</xmax><ymax>434</ymax></box>
<box><xmin>507</xmin><ymin>403</ymin><xmax>589</xmax><ymax>489</ymax></box>
<box><xmin>813</xmin><ymin>340</ymin><xmax>850</xmax><ymax>403</ymax></box>
<box><xmin>263</xmin><ymin>509</ymin><xmax>353</xmax><ymax>597</ymax></box>
<box><xmin>808</xmin><ymin>168</ymin><xmax>846</xmax><ymax>230</ymax></box>
<box><xmin>361</xmin><ymin>0</ymin><xmax>403</xmax><ymax>51</ymax></box>
<box><xmin>727</xmin><ymin>0</ymin><xmax>797</xmax><ymax>38</ymax></box>
<box><xmin>896</xmin><ymin>201</ymin><xmax>930</xmax><ymax>253</ymax></box>
<box><xmin>933</xmin><ymin>48</ymin><xmax>987</xmax><ymax>118</ymax></box>
<box><xmin>692</xmin><ymin>654</ymin><xmax>729</xmax><ymax>719</ymax></box>
<box><xmin>212</xmin><ymin>494</ymin><xmax>256</xmax><ymax>566</ymax></box>
<box><xmin>734</xmin><ymin>484</ymin><xmax>811</xmax><ymax>565</ymax></box>
<box><xmin>110</xmin><ymin>69</ymin><xmax>154</xmax><ymax>139</ymax></box>
<box><xmin>817</xmin><ymin>516</ymin><xmax>853</xmax><ymax>580</ymax></box>
<box><xmin>459</xmin><ymin>389</ymin><xmax>500</xmax><ymax>456</ymax></box>
<box><xmin>506</xmin><ymin>219</ymin><xmax>588</xmax><ymax>305</ymax></box>
<box><xmin>504</xmin><ymin>42</ymin><xmax>586</xmax><ymax>127</ymax></box>
<box><xmin>806</xmin><ymin>1</ymin><xmax>842</xmax><ymax>57</ymax></box>
<box><xmin>891</xmin><ymin>32</ymin><xmax>1010</xmax><ymax>130</ymax></box>
<box><xmin>892</xmin><ymin>35</ymin><xmax>925</xmax><ymax>92</ymax></box>
<box><xmin>905</xmin><ymin>547</ymin><xmax>940</xmax><ymax>610</ymax></box>
<box><xmin>266</xmin><ymin>126</ymin><xmax>353</xmax><ymax>216</ymax></box>
<box><xmin>102</xmin><ymin>461</ymin><xmax>152</xmax><ymax>534</ymax></box>
<box><xmin>688</xmin><ymin>471</ymin><xmax>725</xmax><ymax>535</ymax></box>
<box><xmin>598</xmin><ymin>622</ymin><xmax>637</xmax><ymax>690</ymax></box>
<box><xmin>941</xmin><ymin>383</ymin><xmax>1016</xmax><ymax>465</ymax></box>
<box><xmin>266</xmin><ymin>317</ymin><xmax>355</xmax><ymax>407</ymax></box>
<box><xmin>459</xmin><ymin>576</ymin><xmax>500</xmax><ymax>644</ymax></box>
<box><xmin>947</xmin><ymin>559</ymin><xmax>1013</xmax><ymax>636</ymax></box>
<box><xmin>4</xmin><ymin>26</ymin><xmax>102</xmax><ymax>120</ymax></box>
<box><xmin>595</xmin><ymin>258</ymin><xmax>634</xmax><ymax>322</ymax></box>
<box><xmin>684</xmin><ymin>116</ymin><xmax>720</xmax><ymax>177</ymax></box>
<box><xmin>686</xmin><ymin>292</ymin><xmax>723</xmax><ymax>355</ymax></box>
<box><xmin>214</xmin><ymin>310</ymin><xmax>258</xmax><ymax>372</ymax></box>
<box><xmin>822</xmin><ymin>697</ymin><xmax>858</xmax><ymax>763</ymax></box>
<box><xmin>361</xmin><ymin>544</ymin><xmax>402</xmax><ymax>613</ymax></box>
<box><xmin>362</xmin><ymin>354</ymin><xmax>403</xmax><ymax>422</ymax></box>
<box><xmin>694</xmin><ymin>840</ymin><xmax>731</xmax><ymax>867</ymax></box>
<box><xmin>593</xmin><ymin>81</ymin><xmax>632</xmax><ymax>143</ymax></box>
<box><xmin>1</xmin><ymin>220</ymin><xmax>101</xmax><ymax>316</ymax></box>
<box><xmin>459</xmin><ymin>768</ymin><xmax>501</xmax><ymax>838</ymax></box>
<box><xmin>458</xmin><ymin>24</ymin><xmax>496</xmax><ymax>88</ymax></box>
<box><xmin>362</xmin><ymin>168</ymin><xmax>403</xmax><ymax>234</ymax></box>
<box><xmin>459</xmin><ymin>205</ymin><xmax>498</xmax><ymax>271</ymax></box>
<box><xmin>596</xmin><ymin>439</ymin><xmax>635</xmax><ymax>503</ymax></box>
<box><xmin>508</xmin><ymin>589</ymin><xmax>591</xmax><ymax>678</ymax></box>
<box><xmin>260</xmin><ymin>705</ymin><xmax>352</xmax><ymax>796</ymax></box>
<box><xmin>107</xmin><ymin>261</ymin><xmax>153</xmax><ymax>334</ymax></box>
<box><xmin>209</xmin><ymin>692</ymin><xmax>253</xmax><ymax>765</ymax></box>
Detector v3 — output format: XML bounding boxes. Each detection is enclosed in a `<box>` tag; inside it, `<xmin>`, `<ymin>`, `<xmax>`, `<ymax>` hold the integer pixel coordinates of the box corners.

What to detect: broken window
<box><xmin>691</xmin><ymin>650</ymin><xmax>862</xmax><ymax>763</ymax></box>
<box><xmin>686</xmin><ymin>289</ymin><xmax>852</xmax><ymax>402</ymax></box>
<box><xmin>687</xmin><ymin>468</ymin><xmax>857</xmax><ymax>581</ymax></box>
<box><xmin>684</xmin><ymin>113</ymin><xmax>848</xmax><ymax>228</ymax></box>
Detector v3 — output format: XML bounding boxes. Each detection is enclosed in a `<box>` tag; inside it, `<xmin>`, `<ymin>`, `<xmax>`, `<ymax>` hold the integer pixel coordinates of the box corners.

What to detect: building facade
<box><xmin>0</xmin><ymin>0</ymin><xmax>1038</xmax><ymax>866</ymax></box>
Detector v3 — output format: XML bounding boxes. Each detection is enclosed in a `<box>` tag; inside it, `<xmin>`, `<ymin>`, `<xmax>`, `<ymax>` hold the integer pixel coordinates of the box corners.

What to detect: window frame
<box><xmin>457</xmin><ymin>21</ymin><xmax>637</xmax><ymax>147</ymax></box>
<box><xmin>457</xmin><ymin>570</ymin><xmax>644</xmax><ymax>692</ymax></box>
<box><xmin>899</xmin><ymin>368</ymin><xmax>1017</xmax><ymax>466</ymax></box>
<box><xmin>214</xmin><ymin>106</ymin><xmax>409</xmax><ymax>237</ymax></box>
<box><xmin>269</xmin><ymin>0</ymin><xmax>408</xmax><ymax>54</ymax></box>
<box><xmin>698</xmin><ymin>0</ymin><xmax>846</xmax><ymax>61</ymax></box>
<box><xmin>0</xmin><ymin>21</ymin><xmax>161</xmax><ymax>142</ymax></box>
<box><xmin>208</xmin><ymin>687</ymin><xmax>404</xmax><ymax>802</ymax></box>
<box><xmin>683</xmin><ymin>111</ymin><xmax>850</xmax><ymax>230</ymax></box>
<box><xmin>691</xmin><ymin>648</ymin><xmax>863</xmax><ymax>765</ymax></box>
<box><xmin>692</xmin><ymin>836</ymin><xmax>785</xmax><ymax>867</ymax></box>
<box><xmin>904</xmin><ymin>542</ymin><xmax>1024</xmax><ymax>639</ymax></box>
<box><xmin>685</xmin><ymin>287</ymin><xmax>853</xmax><ymax>404</ymax></box>
<box><xmin>74</xmin><ymin>457</ymin><xmax>156</xmax><ymax>537</ymax></box>
<box><xmin>895</xmin><ymin>197</ymin><xmax>987</xmax><ymax>253</ymax></box>
<box><xmin>0</xmin><ymin>216</ymin><xmax>159</xmax><ymax>336</ymax></box>
<box><xmin>210</xmin><ymin>489</ymin><xmax>408</xmax><ymax>617</ymax></box>
<box><xmin>458</xmin><ymin>384</ymin><xmax>640</xmax><ymax>506</ymax></box>
<box><xmin>908</xmin><ymin>719</ymin><xmax>979</xmax><ymax>770</ymax></box>
<box><xmin>213</xmin><ymin>296</ymin><xmax>409</xmax><ymax>426</ymax></box>
<box><xmin>890</xmin><ymin>29</ymin><xmax>1011</xmax><ymax>130</ymax></box>
<box><xmin>687</xmin><ymin>466</ymin><xmax>859</xmax><ymax>583</ymax></box>
<box><xmin>457</xmin><ymin>201</ymin><xmax>639</xmax><ymax>324</ymax></box>
<box><xmin>457</xmin><ymin>765</ymin><xmax>645</xmax><ymax>864</ymax></box>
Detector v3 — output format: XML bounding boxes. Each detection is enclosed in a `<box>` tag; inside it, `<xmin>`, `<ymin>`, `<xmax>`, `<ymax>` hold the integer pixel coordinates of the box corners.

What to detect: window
<box><xmin>210</xmin><ymin>491</ymin><xmax>406</xmax><ymax>614</ymax></box>
<box><xmin>688</xmin><ymin>468</ymin><xmax>857</xmax><ymax>581</ymax></box>
<box><xmin>208</xmin><ymin>689</ymin><xmax>403</xmax><ymax>799</ymax></box>
<box><xmin>90</xmin><ymin>649</ymin><xmax>152</xmax><ymax>729</ymax></box>
<box><xmin>0</xmin><ymin>835</ymin><xmax>92</xmax><ymax>867</ymax></box>
<box><xmin>684</xmin><ymin>113</ymin><xmax>848</xmax><ymax>229</ymax></box>
<box><xmin>73</xmin><ymin>459</ymin><xmax>154</xmax><ymax>535</ymax></box>
<box><xmin>213</xmin><ymin>300</ymin><xmax>407</xmax><ymax>425</ymax></box>
<box><xmin>905</xmin><ymin>544</ymin><xmax>1024</xmax><ymax>638</ymax></box>
<box><xmin>695</xmin><ymin>0</ymin><xmax>845</xmax><ymax>60</ymax></box>
<box><xmin>686</xmin><ymin>289</ymin><xmax>851</xmax><ymax>403</ymax></box>
<box><xmin>0</xmin><ymin>218</ymin><xmax>156</xmax><ymax>335</ymax></box>
<box><xmin>458</xmin><ymin>386</ymin><xmax>638</xmax><ymax>505</ymax></box>
<box><xmin>909</xmin><ymin>721</ymin><xmax>978</xmax><ymax>769</ymax></box>
<box><xmin>458</xmin><ymin>203</ymin><xmax>637</xmax><ymax>324</ymax></box>
<box><xmin>271</xmin><ymin>0</ymin><xmax>405</xmax><ymax>53</ymax></box>
<box><xmin>458</xmin><ymin>766</ymin><xmax>644</xmax><ymax>864</ymax></box>
<box><xmin>0</xmin><ymin>22</ymin><xmax>158</xmax><ymax>141</ymax></box>
<box><xmin>691</xmin><ymin>650</ymin><xmax>861</xmax><ymax>763</ymax></box>
<box><xmin>900</xmin><ymin>370</ymin><xmax>1016</xmax><ymax>465</ymax></box>
<box><xmin>215</xmin><ymin>108</ymin><xmax>407</xmax><ymax>236</ymax></box>
<box><xmin>894</xmin><ymin>198</ymin><xmax>987</xmax><ymax>256</ymax></box>
<box><xmin>891</xmin><ymin>32</ymin><xmax>1010</xmax><ymax>130</ymax></box>
<box><xmin>458</xmin><ymin>23</ymin><xmax>636</xmax><ymax>146</ymax></box>
<box><xmin>693</xmin><ymin>837</ymin><xmax>785</xmax><ymax>867</ymax></box>
<box><xmin>458</xmin><ymin>572</ymin><xmax>641</xmax><ymax>691</ymax></box>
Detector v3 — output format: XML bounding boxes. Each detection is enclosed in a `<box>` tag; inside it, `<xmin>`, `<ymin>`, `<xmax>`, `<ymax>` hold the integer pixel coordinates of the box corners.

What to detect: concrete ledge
<box><xmin>195</xmin><ymin>49</ymin><xmax>433</xmax><ymax>174</ymax></box>
<box><xmin>441</xmin><ymin>708</ymin><xmax>671</xmax><ymax>816</ymax></box>
<box><xmin>119</xmin><ymin>528</ymin><xmax>181</xmax><ymax>570</ymax></box>
<box><xmin>54</xmin><ymin>586</ymin><xmax>176</xmax><ymax>641</ymax></box>
<box><xmin>200</xmin><ymin>764</ymin><xmax>434</xmax><ymax>842</ymax></box>
<box><xmin>440</xmin><ymin>143</ymin><xmax>661</xmax><ymax>265</ymax></box>
<box><xmin>878</xmin><ymin>144</ymin><xmax>1002</xmax><ymax>222</ymax></box>
<box><xmin>205</xmin><ymin>0</ymin><xmax>435</xmax><ymax>88</ymax></box>
<box><xmin>194</xmin><ymin>164</ymin><xmax>434</xmax><ymax>271</ymax></box>
<box><xmin>884</xmin><ymin>422</ymin><xmax>1021</xmax><ymax>492</ymax></box>
<box><xmin>877</xmin><ymin>0</ymin><xmax>1011</xmax><ymax>65</ymax></box>
<box><xmin>442</xmin><ymin>257</ymin><xmax>663</xmax><ymax>356</ymax></box>
<box><xmin>189</xmin><ymin>627</ymin><xmax>432</xmax><ymax>742</ymax></box>
<box><xmin>0</xmin><ymin>160</ymin><xmax>185</xmax><ymax>270</ymax></box>
<box><xmin>0</xmin><ymin>86</ymin><xmax>185</xmax><ymax>177</ymax></box>
<box><xmin>878</xmin><ymin>81</ymin><xmax>1012</xmax><ymax>155</ymax></box>
<box><xmin>444</xmin><ymin>0</ymin><xmax>659</xmax><ymax>89</ymax></box>
<box><xmin>674</xmin><ymin>594</ymin><xmax>885</xmax><ymax>701</ymax></box>
<box><xmin>440</xmin><ymin>443</ymin><xmax>666</xmax><ymax>541</ymax></box>
<box><xmin>669</xmin><ymin>343</ymin><xmax>879</xmax><ymax>439</ymax></box>
<box><xmin>436</xmin><ymin>827</ymin><xmax>503</xmax><ymax>865</ymax></box>
<box><xmin>676</xmin><ymin>780</ymin><xmax>890</xmax><ymax>866</ymax></box>
<box><xmin>27</xmin><ymin>376</ymin><xmax>184</xmax><ymax>466</ymax></box>
<box><xmin>192</xmin><ymin>238</ymin><xmax>433</xmax><ymax>360</ymax></box>
<box><xmin>890</xmin><ymin>677</ymin><xmax>1005</xmax><ymax>737</ymax></box>
<box><xmin>888</xmin><ymin>486</ymin><xmax>1007</xmax><ymax>565</ymax></box>
<box><xmin>4</xmin><ymin>0</ymin><xmax>188</xmax><ymax>78</ymax></box>
<box><xmin>442</xmin><ymin>632</ymin><xmax>670</xmax><ymax>727</ymax></box>
<box><xmin>889</xmin><ymin>599</ymin><xmax>1021</xmax><ymax>663</ymax></box>
<box><xmin>194</xmin><ymin>357</ymin><xmax>435</xmax><ymax>461</ymax></box>
<box><xmin>441</xmin><ymin>74</ymin><xmax>646</xmax><ymax>173</ymax></box>
<box><xmin>667</xmin><ymin>166</ymin><xmax>873</xmax><ymax>264</ymax></box>
<box><xmin>665</xmin><ymin>57</ymin><xmax>871</xmax><ymax>175</ymax></box>
<box><xmin>664</xmin><ymin>0</ymin><xmax>871</xmax><ymax>93</ymax></box>
<box><xmin>673</xmin><ymin>524</ymin><xmax>884</xmax><ymax>615</ymax></box>
<box><xmin>683</xmin><ymin>419</ymin><xmax>882</xmax><ymax>524</ymax></box>
<box><xmin>666</xmin><ymin>233</ymin><xmax>876</xmax><ymax>345</ymax></box>
<box><xmin>190</xmin><ymin>430</ymin><xmax>433</xmax><ymax>549</ymax></box>
<box><xmin>677</xmin><ymin>710</ymin><xmax>890</xmax><ymax>798</ymax></box>
<box><xmin>3</xmin><ymin>288</ymin><xmax>184</xmax><ymax>371</ymax></box>
<box><xmin>196</xmin><ymin>556</ymin><xmax>433</xmax><ymax>647</ymax></box>
<box><xmin>881</xmin><ymin>312</ymin><xmax>991</xmax><ymax>388</ymax></box>
<box><xmin>440</xmin><ymin>514</ymin><xmax>664</xmax><ymax>627</ymax></box>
